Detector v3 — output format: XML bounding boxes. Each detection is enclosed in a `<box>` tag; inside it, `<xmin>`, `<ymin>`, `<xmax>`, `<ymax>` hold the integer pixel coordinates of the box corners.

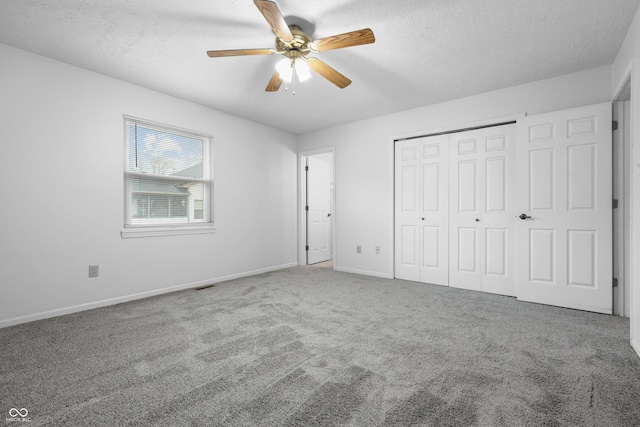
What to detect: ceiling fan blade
<box><xmin>304</xmin><ymin>57</ymin><xmax>352</xmax><ymax>89</ymax></box>
<box><xmin>265</xmin><ymin>72</ymin><xmax>283</xmax><ymax>92</ymax></box>
<box><xmin>207</xmin><ymin>48</ymin><xmax>275</xmax><ymax>58</ymax></box>
<box><xmin>253</xmin><ymin>0</ymin><xmax>294</xmax><ymax>42</ymax></box>
<box><xmin>309</xmin><ymin>28</ymin><xmax>375</xmax><ymax>52</ymax></box>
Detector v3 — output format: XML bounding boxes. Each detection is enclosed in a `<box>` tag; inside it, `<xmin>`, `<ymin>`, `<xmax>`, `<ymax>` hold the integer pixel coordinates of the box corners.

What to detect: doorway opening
<box><xmin>299</xmin><ymin>149</ymin><xmax>335</xmax><ymax>266</ymax></box>
<box><xmin>613</xmin><ymin>76</ymin><xmax>631</xmax><ymax>317</ymax></box>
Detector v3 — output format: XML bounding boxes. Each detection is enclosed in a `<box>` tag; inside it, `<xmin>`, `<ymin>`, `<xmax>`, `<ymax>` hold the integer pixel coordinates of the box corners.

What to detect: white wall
<box><xmin>298</xmin><ymin>66</ymin><xmax>612</xmax><ymax>279</ymax></box>
<box><xmin>0</xmin><ymin>43</ymin><xmax>298</xmax><ymax>327</ymax></box>
<box><xmin>611</xmin><ymin>6</ymin><xmax>640</xmax><ymax>357</ymax></box>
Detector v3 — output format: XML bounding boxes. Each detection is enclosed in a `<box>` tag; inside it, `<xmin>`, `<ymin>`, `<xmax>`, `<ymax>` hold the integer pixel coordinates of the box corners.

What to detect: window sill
<box><xmin>121</xmin><ymin>224</ymin><xmax>216</xmax><ymax>239</ymax></box>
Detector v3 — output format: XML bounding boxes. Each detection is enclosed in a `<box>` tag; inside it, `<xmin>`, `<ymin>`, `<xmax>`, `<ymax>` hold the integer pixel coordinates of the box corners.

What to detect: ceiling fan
<box><xmin>206</xmin><ymin>0</ymin><xmax>375</xmax><ymax>92</ymax></box>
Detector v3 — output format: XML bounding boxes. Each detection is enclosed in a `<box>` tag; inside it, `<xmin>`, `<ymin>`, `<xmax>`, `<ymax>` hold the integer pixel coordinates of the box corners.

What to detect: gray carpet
<box><xmin>2</xmin><ymin>264</ymin><xmax>640</xmax><ymax>426</ymax></box>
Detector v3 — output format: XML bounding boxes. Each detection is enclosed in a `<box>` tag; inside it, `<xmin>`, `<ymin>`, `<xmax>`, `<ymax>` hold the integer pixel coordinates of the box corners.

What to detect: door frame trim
<box><xmin>612</xmin><ymin>63</ymin><xmax>638</xmax><ymax>356</ymax></box>
<box><xmin>298</xmin><ymin>147</ymin><xmax>336</xmax><ymax>267</ymax></box>
<box><xmin>613</xmin><ymin>99</ymin><xmax>631</xmax><ymax>317</ymax></box>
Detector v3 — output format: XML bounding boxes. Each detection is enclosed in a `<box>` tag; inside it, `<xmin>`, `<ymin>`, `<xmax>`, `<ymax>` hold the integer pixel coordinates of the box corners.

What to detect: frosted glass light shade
<box><xmin>275</xmin><ymin>58</ymin><xmax>311</xmax><ymax>83</ymax></box>
<box><xmin>294</xmin><ymin>59</ymin><xmax>311</xmax><ymax>82</ymax></box>
<box><xmin>275</xmin><ymin>58</ymin><xmax>293</xmax><ymax>81</ymax></box>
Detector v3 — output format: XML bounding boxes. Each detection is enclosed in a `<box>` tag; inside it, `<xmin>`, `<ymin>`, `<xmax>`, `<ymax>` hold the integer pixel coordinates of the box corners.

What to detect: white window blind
<box><xmin>123</xmin><ymin>117</ymin><xmax>213</xmax><ymax>237</ymax></box>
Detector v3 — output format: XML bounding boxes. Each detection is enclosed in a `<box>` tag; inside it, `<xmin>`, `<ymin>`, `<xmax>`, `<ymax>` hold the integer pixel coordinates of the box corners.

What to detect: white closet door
<box><xmin>419</xmin><ymin>135</ymin><xmax>449</xmax><ymax>286</ymax></box>
<box><xmin>516</xmin><ymin>103</ymin><xmax>612</xmax><ymax>314</ymax></box>
<box><xmin>395</xmin><ymin>139</ymin><xmax>420</xmax><ymax>281</ymax></box>
<box><xmin>395</xmin><ymin>135</ymin><xmax>449</xmax><ymax>285</ymax></box>
<box><xmin>449</xmin><ymin>124</ymin><xmax>517</xmax><ymax>296</ymax></box>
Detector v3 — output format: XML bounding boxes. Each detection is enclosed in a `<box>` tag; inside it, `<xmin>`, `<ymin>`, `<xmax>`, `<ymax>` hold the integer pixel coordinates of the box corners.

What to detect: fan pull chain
<box><xmin>292</xmin><ymin>60</ymin><xmax>297</xmax><ymax>95</ymax></box>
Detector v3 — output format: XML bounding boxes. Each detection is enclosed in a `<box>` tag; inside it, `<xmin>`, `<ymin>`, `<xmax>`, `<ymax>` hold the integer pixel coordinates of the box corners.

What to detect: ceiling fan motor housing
<box><xmin>277</xmin><ymin>25</ymin><xmax>312</xmax><ymax>59</ymax></box>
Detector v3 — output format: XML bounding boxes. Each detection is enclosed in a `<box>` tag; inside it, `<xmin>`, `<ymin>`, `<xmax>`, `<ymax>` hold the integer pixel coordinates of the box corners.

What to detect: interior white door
<box><xmin>307</xmin><ymin>155</ymin><xmax>331</xmax><ymax>265</ymax></box>
<box><xmin>516</xmin><ymin>103</ymin><xmax>612</xmax><ymax>314</ymax></box>
<box><xmin>395</xmin><ymin>135</ymin><xmax>449</xmax><ymax>285</ymax></box>
<box><xmin>449</xmin><ymin>124</ymin><xmax>517</xmax><ymax>296</ymax></box>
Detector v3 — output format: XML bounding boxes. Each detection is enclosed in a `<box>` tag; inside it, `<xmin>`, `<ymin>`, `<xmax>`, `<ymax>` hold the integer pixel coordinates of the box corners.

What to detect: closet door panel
<box><xmin>449</xmin><ymin>130</ymin><xmax>483</xmax><ymax>291</ymax></box>
<box><xmin>450</xmin><ymin>125</ymin><xmax>516</xmax><ymax>296</ymax></box>
<box><xmin>481</xmin><ymin>125</ymin><xmax>517</xmax><ymax>296</ymax></box>
<box><xmin>395</xmin><ymin>140</ymin><xmax>420</xmax><ymax>281</ymax></box>
<box><xmin>395</xmin><ymin>135</ymin><xmax>449</xmax><ymax>286</ymax></box>
<box><xmin>419</xmin><ymin>135</ymin><xmax>450</xmax><ymax>286</ymax></box>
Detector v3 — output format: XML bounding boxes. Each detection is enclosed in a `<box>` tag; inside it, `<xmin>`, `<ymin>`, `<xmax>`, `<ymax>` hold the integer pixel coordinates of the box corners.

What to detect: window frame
<box><xmin>121</xmin><ymin>115</ymin><xmax>215</xmax><ymax>238</ymax></box>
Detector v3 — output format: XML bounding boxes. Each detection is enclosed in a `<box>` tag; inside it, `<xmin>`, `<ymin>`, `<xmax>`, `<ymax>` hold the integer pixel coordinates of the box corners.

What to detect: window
<box><xmin>122</xmin><ymin>116</ymin><xmax>214</xmax><ymax>238</ymax></box>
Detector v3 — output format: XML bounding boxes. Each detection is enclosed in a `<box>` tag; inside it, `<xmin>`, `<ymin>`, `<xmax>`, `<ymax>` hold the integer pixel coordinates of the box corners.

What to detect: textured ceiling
<box><xmin>0</xmin><ymin>0</ymin><xmax>638</xmax><ymax>134</ymax></box>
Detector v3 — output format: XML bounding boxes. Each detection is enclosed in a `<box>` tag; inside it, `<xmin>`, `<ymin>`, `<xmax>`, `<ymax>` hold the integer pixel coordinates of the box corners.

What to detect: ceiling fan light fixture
<box><xmin>275</xmin><ymin>58</ymin><xmax>311</xmax><ymax>83</ymax></box>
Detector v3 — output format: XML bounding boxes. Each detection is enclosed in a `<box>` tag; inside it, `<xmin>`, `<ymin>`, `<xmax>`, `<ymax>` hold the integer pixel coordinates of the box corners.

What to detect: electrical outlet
<box><xmin>88</xmin><ymin>265</ymin><xmax>99</xmax><ymax>278</ymax></box>
<box><xmin>375</xmin><ymin>245</ymin><xmax>381</xmax><ymax>254</ymax></box>
<box><xmin>356</xmin><ymin>245</ymin><xmax>362</xmax><ymax>254</ymax></box>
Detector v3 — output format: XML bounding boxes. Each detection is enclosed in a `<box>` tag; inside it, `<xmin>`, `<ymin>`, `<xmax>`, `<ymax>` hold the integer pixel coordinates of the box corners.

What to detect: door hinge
<box><xmin>305</xmin><ymin>205</ymin><xmax>309</xmax><ymax>211</ymax></box>
<box><xmin>305</xmin><ymin>245</ymin><xmax>309</xmax><ymax>251</ymax></box>
<box><xmin>613</xmin><ymin>199</ymin><xmax>619</xmax><ymax>209</ymax></box>
<box><xmin>613</xmin><ymin>278</ymin><xmax>619</xmax><ymax>288</ymax></box>
<box><xmin>612</xmin><ymin>120</ymin><xmax>619</xmax><ymax>131</ymax></box>
<box><xmin>305</xmin><ymin>165</ymin><xmax>309</xmax><ymax>171</ymax></box>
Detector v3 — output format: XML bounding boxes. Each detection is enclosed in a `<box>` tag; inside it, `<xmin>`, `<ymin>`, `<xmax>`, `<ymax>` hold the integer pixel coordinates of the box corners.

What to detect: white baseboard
<box><xmin>632</xmin><ymin>338</ymin><xmax>640</xmax><ymax>360</ymax></box>
<box><xmin>0</xmin><ymin>262</ymin><xmax>298</xmax><ymax>329</ymax></box>
<box><xmin>335</xmin><ymin>266</ymin><xmax>394</xmax><ymax>279</ymax></box>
